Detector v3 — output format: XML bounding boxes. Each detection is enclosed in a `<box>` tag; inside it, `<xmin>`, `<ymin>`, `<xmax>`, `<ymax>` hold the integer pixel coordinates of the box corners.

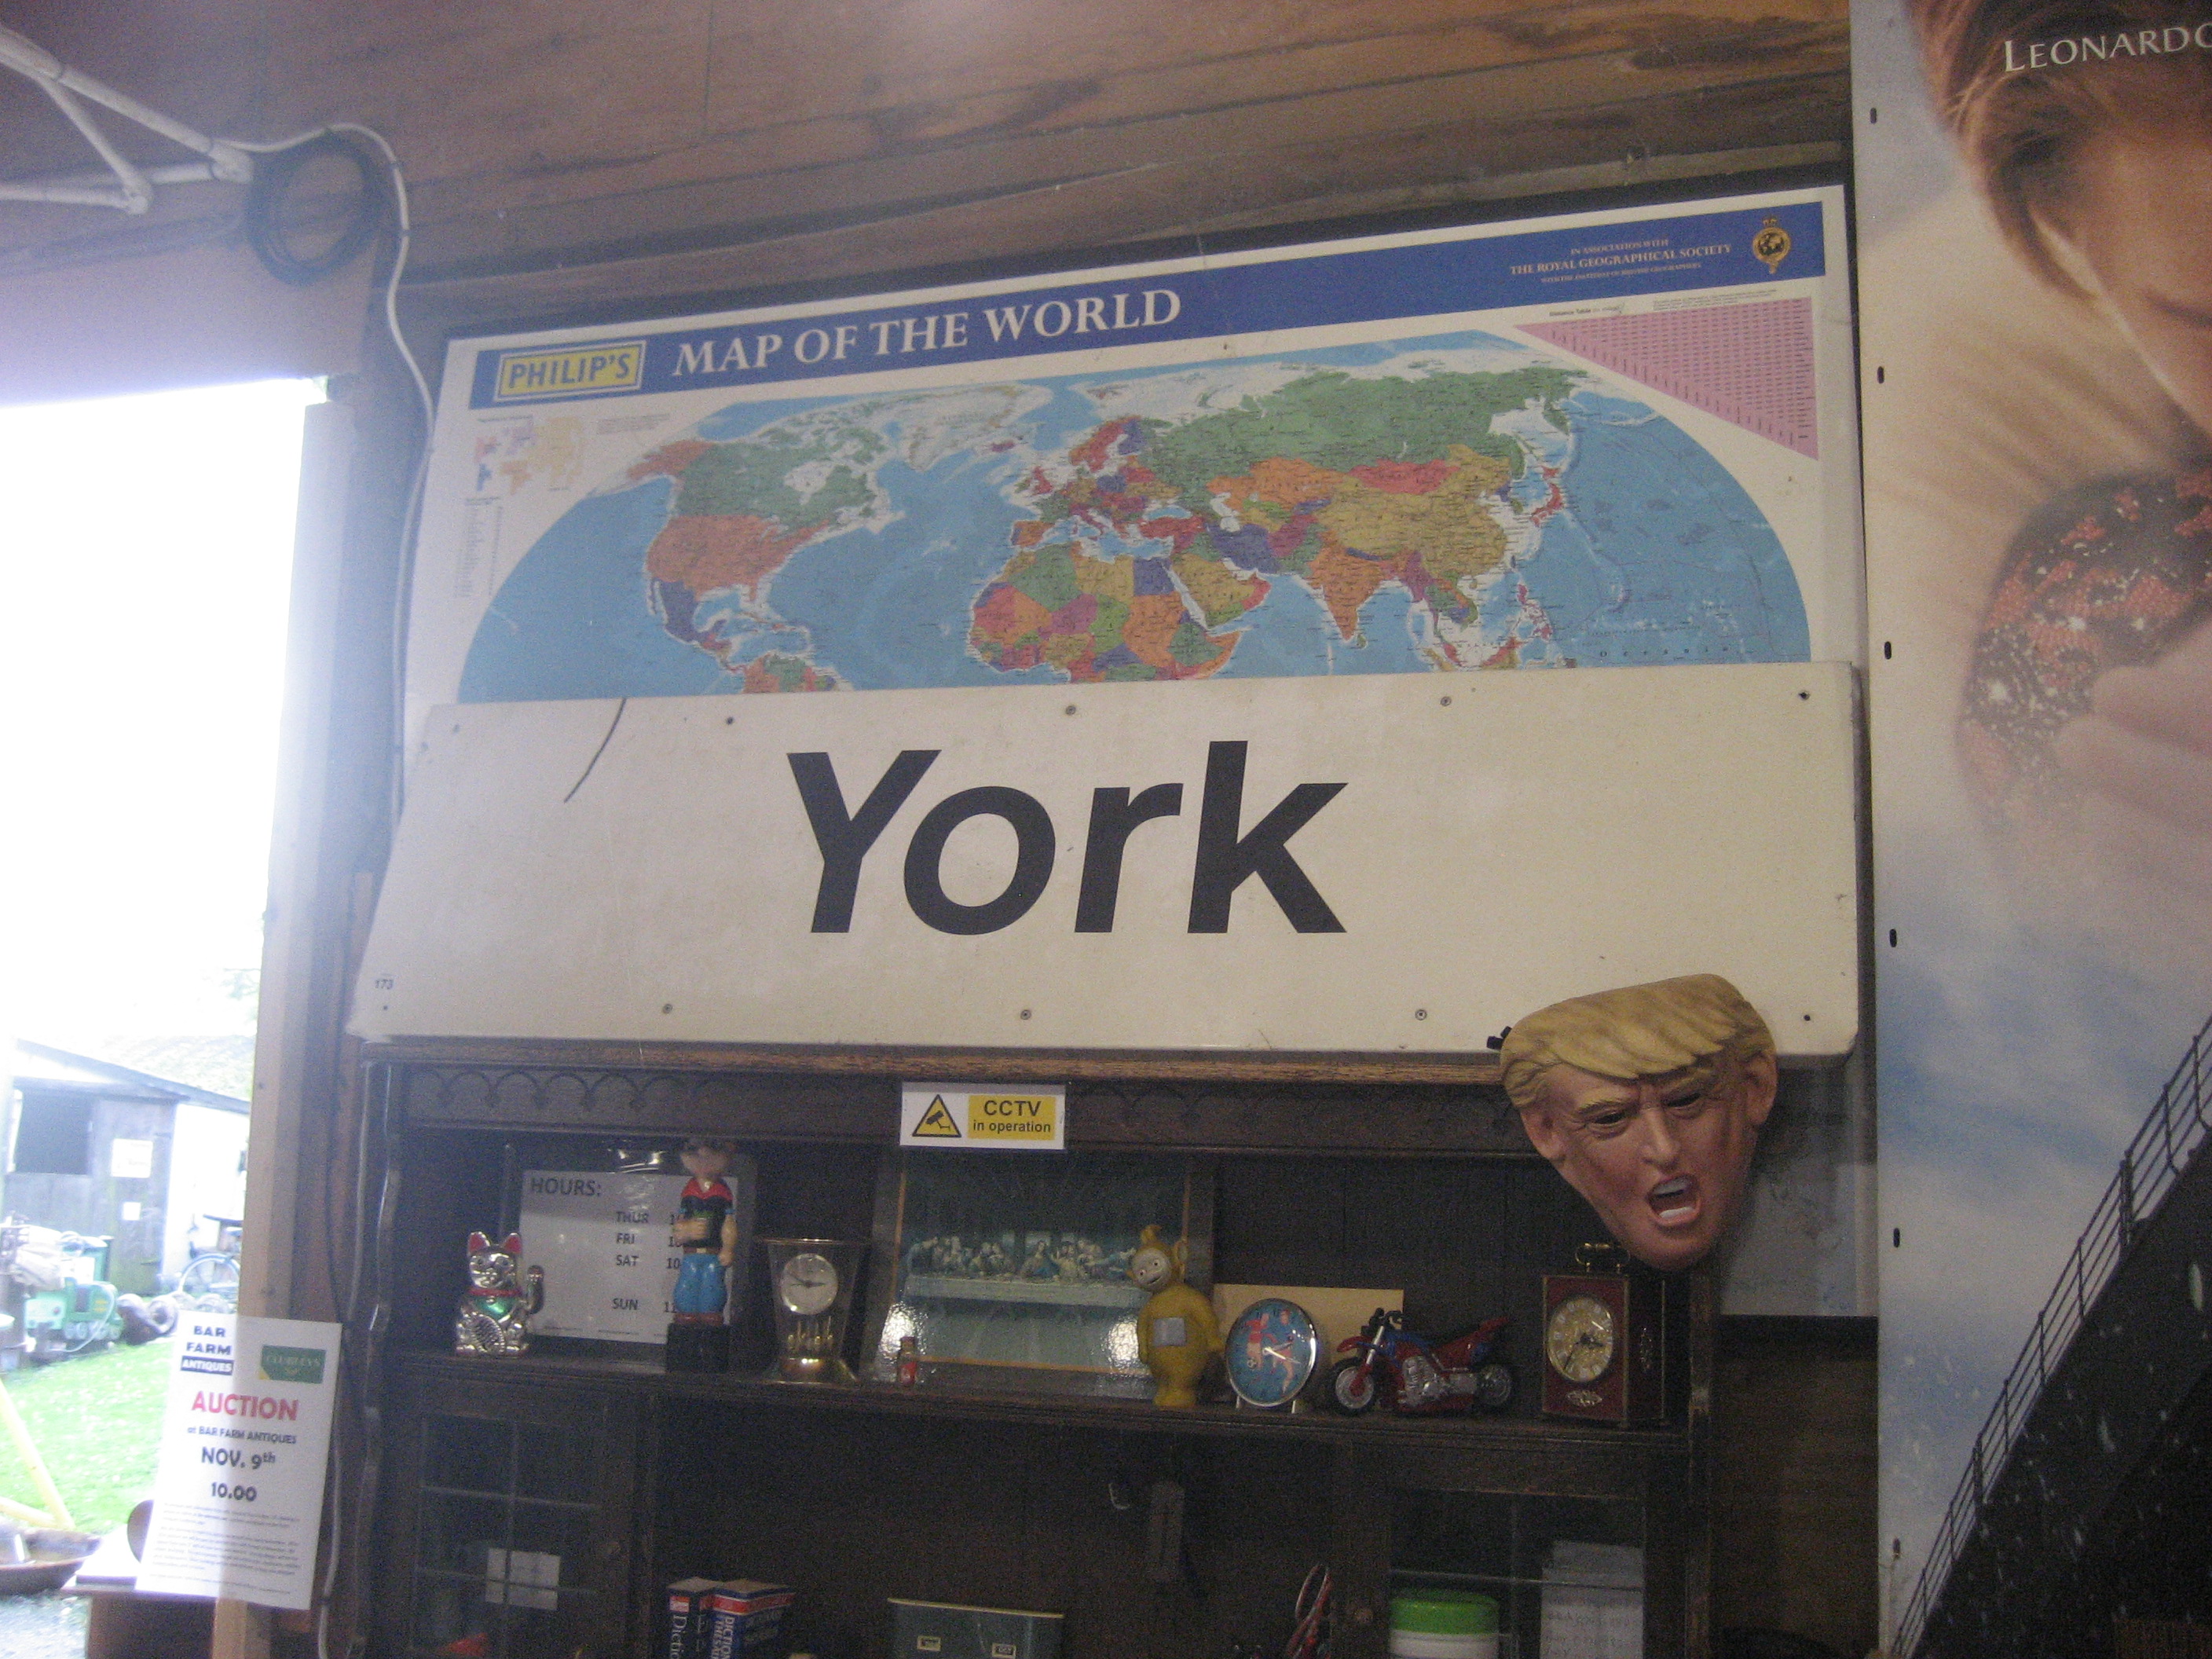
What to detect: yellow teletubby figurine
<box><xmin>1130</xmin><ymin>1224</ymin><xmax>1219</xmax><ymax>1408</ymax></box>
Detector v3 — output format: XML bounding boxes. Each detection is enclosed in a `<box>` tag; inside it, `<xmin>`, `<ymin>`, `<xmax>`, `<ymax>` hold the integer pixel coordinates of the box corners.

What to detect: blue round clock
<box><xmin>1223</xmin><ymin>1298</ymin><xmax>1321</xmax><ymax>1409</ymax></box>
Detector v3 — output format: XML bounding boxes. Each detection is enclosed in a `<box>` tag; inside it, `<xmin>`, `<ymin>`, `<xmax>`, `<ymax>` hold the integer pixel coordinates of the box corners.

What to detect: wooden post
<box><xmin>236</xmin><ymin>395</ymin><xmax>356</xmax><ymax>1324</ymax></box>
<box><xmin>215</xmin><ymin>386</ymin><xmax>360</xmax><ymax>1659</ymax></box>
<box><xmin>1328</xmin><ymin>1445</ymin><xmax>1393</xmax><ymax>1659</ymax></box>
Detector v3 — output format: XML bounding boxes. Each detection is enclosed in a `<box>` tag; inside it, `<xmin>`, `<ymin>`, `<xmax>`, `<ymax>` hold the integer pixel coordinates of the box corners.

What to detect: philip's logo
<box><xmin>492</xmin><ymin>340</ymin><xmax>646</xmax><ymax>403</ymax></box>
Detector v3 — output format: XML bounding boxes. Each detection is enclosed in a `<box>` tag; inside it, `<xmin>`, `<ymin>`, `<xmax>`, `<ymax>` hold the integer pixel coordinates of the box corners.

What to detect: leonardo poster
<box><xmin>405</xmin><ymin>186</ymin><xmax>1857</xmax><ymax>746</ymax></box>
<box><xmin>1859</xmin><ymin>0</ymin><xmax>2212</xmax><ymax>1646</ymax></box>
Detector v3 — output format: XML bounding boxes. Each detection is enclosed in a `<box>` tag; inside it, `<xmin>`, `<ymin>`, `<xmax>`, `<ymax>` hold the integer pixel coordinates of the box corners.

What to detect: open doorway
<box><xmin>0</xmin><ymin>376</ymin><xmax>320</xmax><ymax>1653</ymax></box>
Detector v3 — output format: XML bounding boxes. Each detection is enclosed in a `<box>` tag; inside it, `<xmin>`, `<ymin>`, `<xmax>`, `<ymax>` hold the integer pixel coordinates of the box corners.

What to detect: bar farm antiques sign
<box><xmin>351</xmin><ymin>666</ymin><xmax>1857</xmax><ymax>1057</ymax></box>
<box><xmin>137</xmin><ymin>1313</ymin><xmax>343</xmax><ymax>1609</ymax></box>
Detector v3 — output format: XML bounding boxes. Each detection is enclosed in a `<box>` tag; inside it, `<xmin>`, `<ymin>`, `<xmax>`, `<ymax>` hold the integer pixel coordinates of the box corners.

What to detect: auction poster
<box><xmin>1858</xmin><ymin>0</ymin><xmax>2212</xmax><ymax>1640</ymax></box>
<box><xmin>401</xmin><ymin>186</ymin><xmax>1858</xmax><ymax>752</ymax></box>
<box><xmin>137</xmin><ymin>1312</ymin><xmax>342</xmax><ymax>1609</ymax></box>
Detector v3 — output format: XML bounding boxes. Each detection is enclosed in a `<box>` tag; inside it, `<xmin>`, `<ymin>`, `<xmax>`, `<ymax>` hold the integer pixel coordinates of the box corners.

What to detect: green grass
<box><xmin>0</xmin><ymin>1339</ymin><xmax>171</xmax><ymax>1536</ymax></box>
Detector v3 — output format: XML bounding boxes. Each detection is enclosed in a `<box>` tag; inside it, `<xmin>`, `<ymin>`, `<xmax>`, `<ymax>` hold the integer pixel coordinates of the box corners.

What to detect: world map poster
<box><xmin>406</xmin><ymin>187</ymin><xmax>1857</xmax><ymax>738</ymax></box>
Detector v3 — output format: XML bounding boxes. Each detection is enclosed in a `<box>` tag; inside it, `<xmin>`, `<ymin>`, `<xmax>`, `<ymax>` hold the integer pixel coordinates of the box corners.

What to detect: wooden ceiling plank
<box><xmin>408</xmin><ymin>1</ymin><xmax>1845</xmax><ymax>218</ymax></box>
<box><xmin>705</xmin><ymin>0</ymin><xmax>1564</xmax><ymax>132</ymax></box>
<box><xmin>260</xmin><ymin>0</ymin><xmax>1840</xmax><ymax>208</ymax></box>
<box><xmin>0</xmin><ymin>0</ymin><xmax>273</xmax><ymax>175</ymax></box>
<box><xmin>401</xmin><ymin>45</ymin><xmax>1844</xmax><ymax>274</ymax></box>
<box><xmin>0</xmin><ymin>0</ymin><xmax>1847</xmax><ymax>351</ymax></box>
<box><xmin>261</xmin><ymin>0</ymin><xmax>716</xmax><ymax>177</ymax></box>
<box><xmin>1174</xmin><ymin>139</ymin><xmax>1845</xmax><ymax>238</ymax></box>
<box><xmin>398</xmin><ymin>72</ymin><xmax>1845</xmax><ymax>313</ymax></box>
<box><xmin>1</xmin><ymin>0</ymin><xmax>1840</xmax><ymax>269</ymax></box>
<box><xmin>701</xmin><ymin>0</ymin><xmax>1839</xmax><ymax>131</ymax></box>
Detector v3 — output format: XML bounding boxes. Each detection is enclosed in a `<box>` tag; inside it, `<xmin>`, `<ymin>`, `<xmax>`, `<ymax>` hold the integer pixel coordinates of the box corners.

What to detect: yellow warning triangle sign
<box><xmin>911</xmin><ymin>1094</ymin><xmax>962</xmax><ymax>1138</ymax></box>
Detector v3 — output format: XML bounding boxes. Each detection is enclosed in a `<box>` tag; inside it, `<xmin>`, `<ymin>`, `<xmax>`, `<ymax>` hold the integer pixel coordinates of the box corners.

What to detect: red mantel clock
<box><xmin>1541</xmin><ymin>1243</ymin><xmax>1666</xmax><ymax>1425</ymax></box>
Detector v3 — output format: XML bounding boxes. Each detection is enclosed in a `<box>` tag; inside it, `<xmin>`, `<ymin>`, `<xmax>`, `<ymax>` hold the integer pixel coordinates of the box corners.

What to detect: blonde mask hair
<box><xmin>1498</xmin><ymin>974</ymin><xmax>1775</xmax><ymax>1111</ymax></box>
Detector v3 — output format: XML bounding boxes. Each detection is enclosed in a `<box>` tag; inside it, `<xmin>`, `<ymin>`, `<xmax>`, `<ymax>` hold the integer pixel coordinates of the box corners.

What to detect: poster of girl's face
<box><xmin>1858</xmin><ymin>0</ymin><xmax>2212</xmax><ymax>1631</ymax></box>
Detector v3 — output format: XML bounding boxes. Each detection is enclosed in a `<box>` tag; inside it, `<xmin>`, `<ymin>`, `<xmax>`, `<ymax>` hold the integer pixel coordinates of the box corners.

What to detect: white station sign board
<box><xmin>351</xmin><ymin>665</ymin><xmax>1859</xmax><ymax>1058</ymax></box>
<box><xmin>137</xmin><ymin>1313</ymin><xmax>342</xmax><ymax>1609</ymax></box>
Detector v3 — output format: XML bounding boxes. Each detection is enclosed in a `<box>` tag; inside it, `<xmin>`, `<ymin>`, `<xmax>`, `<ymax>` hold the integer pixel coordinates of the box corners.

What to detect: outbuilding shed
<box><xmin>5</xmin><ymin>1038</ymin><xmax>251</xmax><ymax>1295</ymax></box>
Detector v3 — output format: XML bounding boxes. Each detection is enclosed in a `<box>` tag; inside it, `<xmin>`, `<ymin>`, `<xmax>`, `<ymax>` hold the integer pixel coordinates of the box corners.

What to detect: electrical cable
<box><xmin>327</xmin><ymin>126</ymin><xmax>429</xmax><ymax>1632</ymax></box>
<box><xmin>0</xmin><ymin>53</ymin><xmax>438</xmax><ymax>822</ymax></box>
<box><xmin>0</xmin><ymin>52</ymin><xmax>432</xmax><ymax>1654</ymax></box>
<box><xmin>215</xmin><ymin>119</ymin><xmax>434</xmax><ymax>1659</ymax></box>
<box><xmin>243</xmin><ymin>132</ymin><xmax>383</xmax><ymax>287</ymax></box>
<box><xmin>229</xmin><ymin>123</ymin><xmax>434</xmax><ymax>427</ymax></box>
<box><xmin>312</xmin><ymin>1059</ymin><xmax>386</xmax><ymax>1659</ymax></box>
<box><xmin>231</xmin><ymin>122</ymin><xmax>434</xmax><ymax>832</ymax></box>
<box><xmin>321</xmin><ymin>120</ymin><xmax>436</xmax><ymax>835</ymax></box>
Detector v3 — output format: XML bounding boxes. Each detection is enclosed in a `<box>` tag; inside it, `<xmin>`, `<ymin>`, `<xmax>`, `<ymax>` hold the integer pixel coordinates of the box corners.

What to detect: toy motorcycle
<box><xmin>1326</xmin><ymin>1307</ymin><xmax>1513</xmax><ymax>1415</ymax></box>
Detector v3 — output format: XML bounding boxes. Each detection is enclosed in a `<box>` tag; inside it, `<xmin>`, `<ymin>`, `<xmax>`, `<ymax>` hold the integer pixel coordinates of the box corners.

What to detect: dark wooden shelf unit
<box><xmin>386</xmin><ymin>1051</ymin><xmax>1528</xmax><ymax>1156</ymax></box>
<box><xmin>403</xmin><ymin>1347</ymin><xmax>1689</xmax><ymax>1464</ymax></box>
<box><xmin>365</xmin><ymin>1053</ymin><xmax>1713</xmax><ymax>1659</ymax></box>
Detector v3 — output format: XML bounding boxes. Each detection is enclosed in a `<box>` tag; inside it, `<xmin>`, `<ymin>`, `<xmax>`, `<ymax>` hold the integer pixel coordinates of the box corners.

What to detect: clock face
<box><xmin>1223</xmin><ymin>1298</ymin><xmax>1320</xmax><ymax>1408</ymax></box>
<box><xmin>1545</xmin><ymin>1294</ymin><xmax>1617</xmax><ymax>1385</ymax></box>
<box><xmin>778</xmin><ymin>1251</ymin><xmax>839</xmax><ymax>1317</ymax></box>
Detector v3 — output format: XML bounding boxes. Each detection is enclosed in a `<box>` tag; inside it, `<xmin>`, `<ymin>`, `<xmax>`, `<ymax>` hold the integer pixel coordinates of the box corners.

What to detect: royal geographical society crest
<box><xmin>1753</xmin><ymin>216</ymin><xmax>1793</xmax><ymax>274</ymax></box>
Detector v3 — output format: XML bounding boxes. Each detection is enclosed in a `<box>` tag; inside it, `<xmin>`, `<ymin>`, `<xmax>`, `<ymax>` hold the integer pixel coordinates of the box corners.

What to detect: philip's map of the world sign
<box><xmin>407</xmin><ymin>188</ymin><xmax>1857</xmax><ymax>735</ymax></box>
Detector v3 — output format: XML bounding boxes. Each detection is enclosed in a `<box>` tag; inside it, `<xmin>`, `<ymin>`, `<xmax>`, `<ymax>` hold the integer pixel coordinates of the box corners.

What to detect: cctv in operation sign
<box><xmin>901</xmin><ymin>1082</ymin><xmax>1066</xmax><ymax>1150</ymax></box>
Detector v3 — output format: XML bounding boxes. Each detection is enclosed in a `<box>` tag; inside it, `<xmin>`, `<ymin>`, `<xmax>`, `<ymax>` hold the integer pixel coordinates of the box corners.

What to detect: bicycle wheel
<box><xmin>178</xmin><ymin>1253</ymin><xmax>241</xmax><ymax>1310</ymax></box>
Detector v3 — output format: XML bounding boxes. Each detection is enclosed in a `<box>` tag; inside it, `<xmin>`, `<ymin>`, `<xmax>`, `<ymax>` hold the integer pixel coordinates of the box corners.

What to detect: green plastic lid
<box><xmin>1389</xmin><ymin>1591</ymin><xmax>1500</xmax><ymax>1635</ymax></box>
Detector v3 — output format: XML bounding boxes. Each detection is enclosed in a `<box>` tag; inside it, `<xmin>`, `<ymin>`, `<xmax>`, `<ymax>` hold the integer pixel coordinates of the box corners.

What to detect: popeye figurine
<box><xmin>665</xmin><ymin>1137</ymin><xmax>740</xmax><ymax>1372</ymax></box>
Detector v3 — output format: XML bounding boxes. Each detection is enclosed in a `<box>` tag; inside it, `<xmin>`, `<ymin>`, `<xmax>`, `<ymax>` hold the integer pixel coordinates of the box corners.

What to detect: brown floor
<box><xmin>80</xmin><ymin>1595</ymin><xmax>209</xmax><ymax>1659</ymax></box>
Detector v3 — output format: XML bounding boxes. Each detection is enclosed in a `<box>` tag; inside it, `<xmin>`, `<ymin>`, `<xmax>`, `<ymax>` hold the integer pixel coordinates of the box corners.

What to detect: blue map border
<box><xmin>468</xmin><ymin>201</ymin><xmax>1824</xmax><ymax>410</ymax></box>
